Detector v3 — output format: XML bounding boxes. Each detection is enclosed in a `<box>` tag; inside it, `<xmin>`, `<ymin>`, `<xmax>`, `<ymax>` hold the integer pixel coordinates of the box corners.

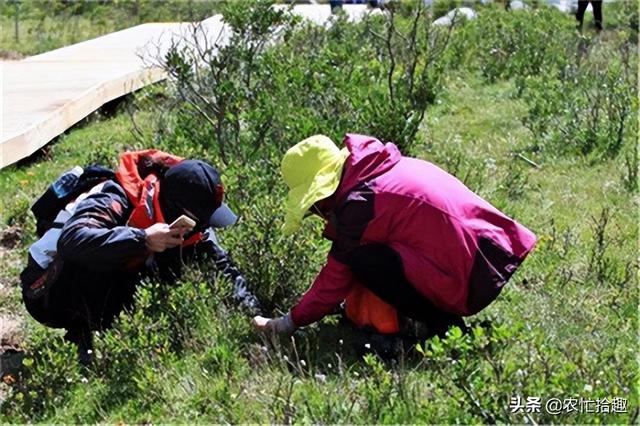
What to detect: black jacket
<box><xmin>57</xmin><ymin>181</ymin><xmax>150</xmax><ymax>272</ymax></box>
<box><xmin>22</xmin><ymin>180</ymin><xmax>258</xmax><ymax>332</ymax></box>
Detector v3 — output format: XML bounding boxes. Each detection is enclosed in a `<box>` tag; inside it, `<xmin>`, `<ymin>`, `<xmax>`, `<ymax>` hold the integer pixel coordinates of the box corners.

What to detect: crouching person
<box><xmin>254</xmin><ymin>134</ymin><xmax>537</xmax><ymax>343</ymax></box>
<box><xmin>20</xmin><ymin>150</ymin><xmax>260</xmax><ymax>364</ymax></box>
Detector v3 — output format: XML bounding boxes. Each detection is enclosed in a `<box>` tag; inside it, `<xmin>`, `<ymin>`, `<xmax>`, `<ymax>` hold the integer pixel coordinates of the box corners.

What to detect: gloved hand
<box><xmin>252</xmin><ymin>313</ymin><xmax>297</xmax><ymax>335</ymax></box>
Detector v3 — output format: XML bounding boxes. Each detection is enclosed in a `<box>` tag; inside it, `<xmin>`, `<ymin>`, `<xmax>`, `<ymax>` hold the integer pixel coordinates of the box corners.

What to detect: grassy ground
<box><xmin>0</xmin><ymin>0</ymin><xmax>222</xmax><ymax>58</ymax></box>
<box><xmin>0</xmin><ymin>67</ymin><xmax>636</xmax><ymax>422</ymax></box>
<box><xmin>0</xmin><ymin>1</ymin><xmax>637</xmax><ymax>422</ymax></box>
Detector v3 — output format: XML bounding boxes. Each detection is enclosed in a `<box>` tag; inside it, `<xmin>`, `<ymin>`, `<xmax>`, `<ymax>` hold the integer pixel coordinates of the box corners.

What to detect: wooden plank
<box><xmin>0</xmin><ymin>22</ymin><xmax>218</xmax><ymax>169</ymax></box>
<box><xmin>0</xmin><ymin>5</ymin><xmax>376</xmax><ymax>169</ymax></box>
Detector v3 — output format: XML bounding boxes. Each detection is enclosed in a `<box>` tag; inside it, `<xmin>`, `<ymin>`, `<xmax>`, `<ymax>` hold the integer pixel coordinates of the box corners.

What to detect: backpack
<box><xmin>31</xmin><ymin>165</ymin><xmax>115</xmax><ymax>238</ymax></box>
<box><xmin>21</xmin><ymin>165</ymin><xmax>115</xmax><ymax>302</ymax></box>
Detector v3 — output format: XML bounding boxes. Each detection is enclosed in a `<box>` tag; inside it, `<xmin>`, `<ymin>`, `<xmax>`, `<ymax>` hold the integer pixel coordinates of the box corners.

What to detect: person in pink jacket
<box><xmin>253</xmin><ymin>134</ymin><xmax>537</xmax><ymax>336</ymax></box>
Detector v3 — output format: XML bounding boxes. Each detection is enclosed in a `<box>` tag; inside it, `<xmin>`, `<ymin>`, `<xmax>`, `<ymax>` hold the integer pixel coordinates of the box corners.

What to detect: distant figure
<box><xmin>330</xmin><ymin>0</ymin><xmax>383</xmax><ymax>14</ymax></box>
<box><xmin>330</xmin><ymin>0</ymin><xmax>342</xmax><ymax>12</ymax></box>
<box><xmin>576</xmin><ymin>0</ymin><xmax>603</xmax><ymax>31</ymax></box>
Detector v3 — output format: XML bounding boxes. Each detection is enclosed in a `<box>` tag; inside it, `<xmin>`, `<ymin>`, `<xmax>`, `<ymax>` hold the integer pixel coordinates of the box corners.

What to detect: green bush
<box><xmin>446</xmin><ymin>5</ymin><xmax>638</xmax><ymax>160</ymax></box>
<box><xmin>1</xmin><ymin>326</ymin><xmax>81</xmax><ymax>421</ymax></box>
<box><xmin>451</xmin><ymin>6</ymin><xmax>576</xmax><ymax>88</ymax></box>
<box><xmin>158</xmin><ymin>0</ymin><xmax>455</xmax><ymax>160</ymax></box>
<box><xmin>521</xmin><ymin>35</ymin><xmax>638</xmax><ymax>157</ymax></box>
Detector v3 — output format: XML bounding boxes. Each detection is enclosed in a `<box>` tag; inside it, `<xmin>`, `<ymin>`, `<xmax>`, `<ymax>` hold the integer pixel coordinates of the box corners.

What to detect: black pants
<box><xmin>343</xmin><ymin>244</ymin><xmax>465</xmax><ymax>334</ymax></box>
<box><xmin>22</xmin><ymin>255</ymin><xmax>139</xmax><ymax>348</ymax></box>
<box><xmin>576</xmin><ymin>1</ymin><xmax>603</xmax><ymax>30</ymax></box>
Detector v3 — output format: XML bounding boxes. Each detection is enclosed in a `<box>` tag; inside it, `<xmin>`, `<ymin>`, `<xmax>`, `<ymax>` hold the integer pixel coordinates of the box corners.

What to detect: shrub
<box><xmin>520</xmin><ymin>35</ymin><xmax>638</xmax><ymax>157</ymax></box>
<box><xmin>156</xmin><ymin>0</ymin><xmax>456</xmax><ymax>160</ymax></box>
<box><xmin>452</xmin><ymin>6</ymin><xmax>576</xmax><ymax>89</ymax></box>
<box><xmin>445</xmin><ymin>5</ymin><xmax>638</xmax><ymax>159</ymax></box>
<box><xmin>0</xmin><ymin>326</ymin><xmax>81</xmax><ymax>421</ymax></box>
<box><xmin>217</xmin><ymin>168</ymin><xmax>328</xmax><ymax>313</ymax></box>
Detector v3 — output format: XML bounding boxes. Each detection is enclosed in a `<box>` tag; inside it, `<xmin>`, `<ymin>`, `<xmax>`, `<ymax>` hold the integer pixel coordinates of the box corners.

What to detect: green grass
<box><xmin>0</xmin><ymin>2</ymin><xmax>637</xmax><ymax>422</ymax></box>
<box><xmin>0</xmin><ymin>70</ymin><xmax>637</xmax><ymax>423</ymax></box>
<box><xmin>0</xmin><ymin>0</ymin><xmax>222</xmax><ymax>57</ymax></box>
<box><xmin>1</xmin><ymin>13</ymin><xmax>125</xmax><ymax>57</ymax></box>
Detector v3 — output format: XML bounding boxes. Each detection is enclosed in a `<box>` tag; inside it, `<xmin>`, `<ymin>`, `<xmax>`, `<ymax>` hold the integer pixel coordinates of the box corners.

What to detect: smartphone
<box><xmin>169</xmin><ymin>214</ymin><xmax>196</xmax><ymax>229</ymax></box>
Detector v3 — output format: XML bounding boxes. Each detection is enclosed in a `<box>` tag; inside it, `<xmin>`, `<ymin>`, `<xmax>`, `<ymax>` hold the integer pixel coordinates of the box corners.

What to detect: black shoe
<box><xmin>76</xmin><ymin>342</ymin><xmax>93</xmax><ymax>367</ymax></box>
<box><xmin>352</xmin><ymin>329</ymin><xmax>402</xmax><ymax>360</ymax></box>
<box><xmin>422</xmin><ymin>316</ymin><xmax>468</xmax><ymax>339</ymax></box>
<box><xmin>368</xmin><ymin>333</ymin><xmax>401</xmax><ymax>359</ymax></box>
<box><xmin>0</xmin><ymin>348</ymin><xmax>25</xmax><ymax>384</ymax></box>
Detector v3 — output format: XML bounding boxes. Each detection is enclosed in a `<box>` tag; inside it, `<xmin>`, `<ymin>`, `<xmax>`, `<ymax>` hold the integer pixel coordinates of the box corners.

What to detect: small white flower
<box><xmin>327</xmin><ymin>363</ymin><xmax>332</xmax><ymax>369</ymax></box>
<box><xmin>300</xmin><ymin>359</ymin><xmax>307</xmax><ymax>367</ymax></box>
<box><xmin>339</xmin><ymin>339</ymin><xmax>344</xmax><ymax>345</ymax></box>
<box><xmin>583</xmin><ymin>384</ymin><xmax>593</xmax><ymax>392</ymax></box>
<box><xmin>364</xmin><ymin>343</ymin><xmax>371</xmax><ymax>349</ymax></box>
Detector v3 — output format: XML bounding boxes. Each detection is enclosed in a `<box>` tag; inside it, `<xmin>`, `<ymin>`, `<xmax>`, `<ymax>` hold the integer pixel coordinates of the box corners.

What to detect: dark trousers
<box><xmin>343</xmin><ymin>244</ymin><xmax>465</xmax><ymax>334</ymax></box>
<box><xmin>22</xmin><ymin>255</ymin><xmax>139</xmax><ymax>352</ymax></box>
<box><xmin>576</xmin><ymin>1</ymin><xmax>603</xmax><ymax>30</ymax></box>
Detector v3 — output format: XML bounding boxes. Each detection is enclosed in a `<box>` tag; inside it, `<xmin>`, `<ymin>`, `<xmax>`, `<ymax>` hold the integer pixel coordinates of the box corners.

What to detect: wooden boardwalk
<box><xmin>0</xmin><ymin>4</ymin><xmax>374</xmax><ymax>169</ymax></box>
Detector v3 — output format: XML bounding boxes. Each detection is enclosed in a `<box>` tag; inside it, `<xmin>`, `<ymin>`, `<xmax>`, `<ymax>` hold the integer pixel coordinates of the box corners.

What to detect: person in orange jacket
<box><xmin>21</xmin><ymin>150</ymin><xmax>260</xmax><ymax>364</ymax></box>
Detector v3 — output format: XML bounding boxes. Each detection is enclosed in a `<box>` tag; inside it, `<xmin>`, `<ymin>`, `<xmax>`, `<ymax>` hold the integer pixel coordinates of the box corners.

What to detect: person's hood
<box><xmin>115</xmin><ymin>150</ymin><xmax>237</xmax><ymax>229</ymax></box>
<box><xmin>115</xmin><ymin>149</ymin><xmax>183</xmax><ymax>204</ymax></box>
<box><xmin>334</xmin><ymin>134</ymin><xmax>401</xmax><ymax>202</ymax></box>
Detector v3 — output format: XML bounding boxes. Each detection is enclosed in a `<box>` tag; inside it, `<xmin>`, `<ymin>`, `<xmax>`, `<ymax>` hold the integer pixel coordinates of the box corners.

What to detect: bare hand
<box><xmin>144</xmin><ymin>223</ymin><xmax>184</xmax><ymax>252</ymax></box>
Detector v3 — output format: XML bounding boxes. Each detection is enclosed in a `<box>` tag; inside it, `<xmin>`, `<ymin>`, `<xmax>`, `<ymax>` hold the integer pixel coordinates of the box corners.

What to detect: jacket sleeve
<box><xmin>57</xmin><ymin>182</ymin><xmax>148</xmax><ymax>270</ymax></box>
<box><xmin>197</xmin><ymin>229</ymin><xmax>262</xmax><ymax>314</ymax></box>
<box><xmin>289</xmin><ymin>194</ymin><xmax>374</xmax><ymax>327</ymax></box>
<box><xmin>290</xmin><ymin>252</ymin><xmax>354</xmax><ymax>327</ymax></box>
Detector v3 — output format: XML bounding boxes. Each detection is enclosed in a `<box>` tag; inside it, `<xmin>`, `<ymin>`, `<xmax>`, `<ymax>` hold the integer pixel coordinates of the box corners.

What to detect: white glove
<box><xmin>252</xmin><ymin>313</ymin><xmax>297</xmax><ymax>335</ymax></box>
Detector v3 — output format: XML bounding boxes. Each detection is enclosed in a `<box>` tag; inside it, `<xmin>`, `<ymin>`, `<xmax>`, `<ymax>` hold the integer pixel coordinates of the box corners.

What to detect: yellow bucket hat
<box><xmin>281</xmin><ymin>135</ymin><xmax>349</xmax><ymax>235</ymax></box>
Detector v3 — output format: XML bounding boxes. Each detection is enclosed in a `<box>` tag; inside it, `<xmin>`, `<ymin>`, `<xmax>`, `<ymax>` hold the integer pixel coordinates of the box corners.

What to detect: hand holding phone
<box><xmin>144</xmin><ymin>223</ymin><xmax>183</xmax><ymax>252</ymax></box>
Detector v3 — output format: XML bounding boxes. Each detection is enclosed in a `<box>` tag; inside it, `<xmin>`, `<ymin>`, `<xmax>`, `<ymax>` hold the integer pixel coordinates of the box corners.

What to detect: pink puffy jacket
<box><xmin>290</xmin><ymin>134</ymin><xmax>537</xmax><ymax>327</ymax></box>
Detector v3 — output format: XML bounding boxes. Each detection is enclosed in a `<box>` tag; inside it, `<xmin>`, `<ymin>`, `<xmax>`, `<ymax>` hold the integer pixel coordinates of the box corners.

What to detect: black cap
<box><xmin>159</xmin><ymin>160</ymin><xmax>237</xmax><ymax>229</ymax></box>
